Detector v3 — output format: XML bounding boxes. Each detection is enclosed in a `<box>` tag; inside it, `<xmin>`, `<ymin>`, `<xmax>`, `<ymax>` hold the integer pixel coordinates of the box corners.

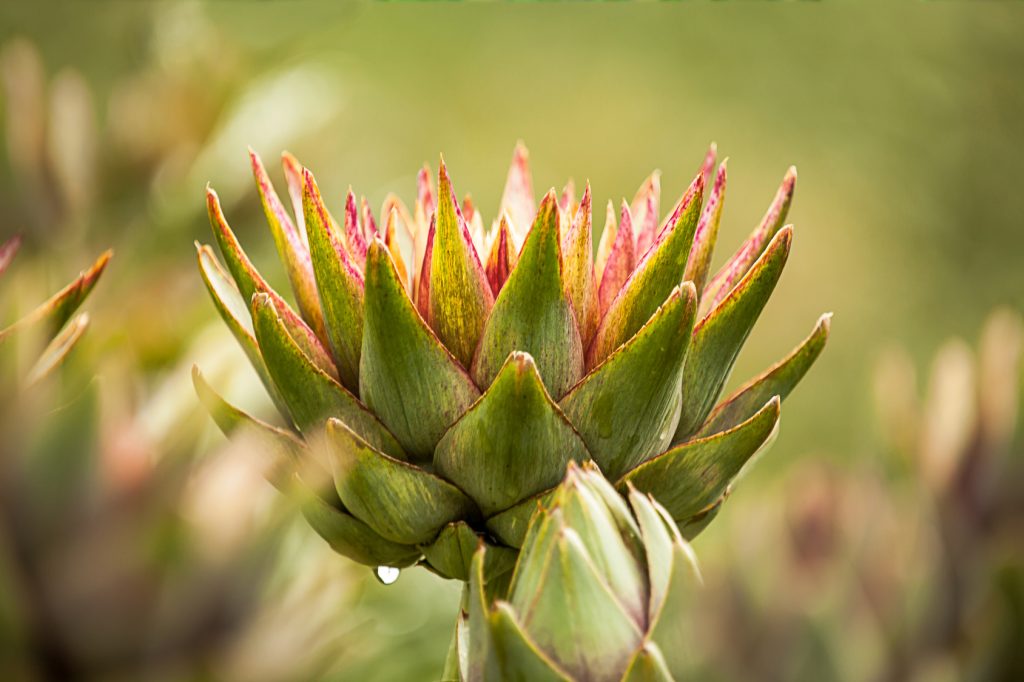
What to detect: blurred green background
<box><xmin>1</xmin><ymin>2</ymin><xmax>1022</xmax><ymax>680</ymax></box>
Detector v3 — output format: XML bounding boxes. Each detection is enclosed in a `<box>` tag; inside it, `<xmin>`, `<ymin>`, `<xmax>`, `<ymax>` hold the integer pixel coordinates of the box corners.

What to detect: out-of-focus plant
<box><xmin>0</xmin><ymin>320</ymin><xmax>288</xmax><ymax>679</ymax></box>
<box><xmin>871</xmin><ymin>308</ymin><xmax>1023</xmax><ymax>681</ymax></box>
<box><xmin>0</xmin><ymin>39</ymin><xmax>97</xmax><ymax>237</ymax></box>
<box><xmin>0</xmin><ymin>234</ymin><xmax>110</xmax><ymax>386</ymax></box>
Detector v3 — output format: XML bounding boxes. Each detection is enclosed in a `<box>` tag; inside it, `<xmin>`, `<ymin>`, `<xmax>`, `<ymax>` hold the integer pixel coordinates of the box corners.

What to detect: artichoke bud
<box><xmin>194</xmin><ymin>144</ymin><xmax>830</xmax><ymax>576</ymax></box>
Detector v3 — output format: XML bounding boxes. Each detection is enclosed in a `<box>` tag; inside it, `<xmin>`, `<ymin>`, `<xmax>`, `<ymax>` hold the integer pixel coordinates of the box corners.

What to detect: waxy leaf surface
<box><xmin>435</xmin><ymin>352</ymin><xmax>590</xmax><ymax>516</ymax></box>
<box><xmin>561</xmin><ymin>284</ymin><xmax>697</xmax><ymax>480</ymax></box>
<box><xmin>622</xmin><ymin>397</ymin><xmax>780</xmax><ymax>521</ymax></box>
<box><xmin>428</xmin><ymin>161</ymin><xmax>494</xmax><ymax>368</ymax></box>
<box><xmin>702</xmin><ymin>166</ymin><xmax>796</xmax><ymax>314</ymax></box>
<box><xmin>589</xmin><ymin>172</ymin><xmax>703</xmax><ymax>367</ymax></box>
<box><xmin>326</xmin><ymin>419</ymin><xmax>475</xmax><ymax>545</ymax></box>
<box><xmin>303</xmin><ymin>169</ymin><xmax>365</xmax><ymax>390</ymax></box>
<box><xmin>249</xmin><ymin>148</ymin><xmax>325</xmax><ymax>342</ymax></box>
<box><xmin>251</xmin><ymin>293</ymin><xmax>403</xmax><ymax>458</ymax></box>
<box><xmin>674</xmin><ymin>227</ymin><xmax>792</xmax><ymax>440</ymax></box>
<box><xmin>472</xmin><ymin>194</ymin><xmax>583</xmax><ymax>399</ymax></box>
<box><xmin>360</xmin><ymin>240</ymin><xmax>481</xmax><ymax>462</ymax></box>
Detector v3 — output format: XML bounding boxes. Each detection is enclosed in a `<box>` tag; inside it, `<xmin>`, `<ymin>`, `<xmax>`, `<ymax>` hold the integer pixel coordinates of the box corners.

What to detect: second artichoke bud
<box><xmin>460</xmin><ymin>461</ymin><xmax>701</xmax><ymax>682</ymax></box>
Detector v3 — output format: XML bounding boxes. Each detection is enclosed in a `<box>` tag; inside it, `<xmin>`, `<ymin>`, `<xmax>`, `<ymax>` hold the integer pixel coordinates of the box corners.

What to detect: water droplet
<box><xmin>375</xmin><ymin>565</ymin><xmax>400</xmax><ymax>585</ymax></box>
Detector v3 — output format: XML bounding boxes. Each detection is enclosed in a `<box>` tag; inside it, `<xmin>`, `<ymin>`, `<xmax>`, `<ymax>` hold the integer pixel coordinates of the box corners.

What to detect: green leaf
<box><xmin>435</xmin><ymin>352</ymin><xmax>590</xmax><ymax>516</ymax></box>
<box><xmin>701</xmin><ymin>166</ymin><xmax>796</xmax><ymax>315</ymax></box>
<box><xmin>697</xmin><ymin>312</ymin><xmax>830</xmax><ymax>437</ymax></box>
<box><xmin>472</xmin><ymin>192</ymin><xmax>584</xmax><ymax>399</ymax></box>
<box><xmin>674</xmin><ymin>226</ymin><xmax>792</xmax><ymax>441</ymax></box>
<box><xmin>421</xmin><ymin>521</ymin><xmax>480</xmax><ymax>582</ymax></box>
<box><xmin>249</xmin><ymin>148</ymin><xmax>327</xmax><ymax>344</ymax></box>
<box><xmin>428</xmin><ymin>159</ymin><xmax>494</xmax><ymax>368</ymax></box>
<box><xmin>207</xmin><ymin>186</ymin><xmax>337</xmax><ymax>380</ymax></box>
<box><xmin>621</xmin><ymin>397</ymin><xmax>780</xmax><ymax>521</ymax></box>
<box><xmin>683</xmin><ymin>161</ymin><xmax>727</xmax><ymax>297</ymax></box>
<box><xmin>562</xmin><ymin>183</ymin><xmax>598</xmax><ymax>349</ymax></box>
<box><xmin>620</xmin><ymin>643</ymin><xmax>674</xmax><ymax>682</ymax></box>
<box><xmin>627</xmin><ymin>486</ymin><xmax>674</xmax><ymax>631</ymax></box>
<box><xmin>678</xmin><ymin>495</ymin><xmax>725</xmax><ymax>541</ymax></box>
<box><xmin>195</xmin><ymin>243</ymin><xmax>292</xmax><ymax>422</ymax></box>
<box><xmin>508</xmin><ymin>507</ymin><xmax>564</xmax><ymax>611</ymax></box>
<box><xmin>558</xmin><ymin>466</ymin><xmax>647</xmax><ymax>627</ymax></box>
<box><xmin>649</xmin><ymin>541</ymin><xmax>703</xmax><ymax>664</ymax></box>
<box><xmin>326</xmin><ymin>418</ymin><xmax>475</xmax><ymax>545</ymax></box>
<box><xmin>561</xmin><ymin>284</ymin><xmax>697</xmax><ymax>480</ymax></box>
<box><xmin>514</xmin><ymin>529</ymin><xmax>643</xmax><ymax>681</ymax></box>
<box><xmin>250</xmin><ymin>293</ymin><xmax>404</xmax><ymax>459</ymax></box>
<box><xmin>489</xmin><ymin>603</ymin><xmax>574</xmax><ymax>682</ymax></box>
<box><xmin>589</xmin><ymin>171</ymin><xmax>703</xmax><ymax>368</ymax></box>
<box><xmin>466</xmin><ymin>547</ymin><xmax>498</xmax><ymax>682</ymax></box>
<box><xmin>360</xmin><ymin>240</ymin><xmax>481</xmax><ymax>462</ymax></box>
<box><xmin>301</xmin><ymin>486</ymin><xmax>422</xmax><ymax>568</ymax></box>
<box><xmin>422</xmin><ymin>521</ymin><xmax>517</xmax><ymax>584</ymax></box>
<box><xmin>191</xmin><ymin>364</ymin><xmax>312</xmax><ymax>490</ymax></box>
<box><xmin>302</xmin><ymin>168</ymin><xmax>365</xmax><ymax>391</ymax></box>
<box><xmin>0</xmin><ymin>249</ymin><xmax>111</xmax><ymax>344</ymax></box>
<box><xmin>485</xmin><ymin>489</ymin><xmax>554</xmax><ymax>549</ymax></box>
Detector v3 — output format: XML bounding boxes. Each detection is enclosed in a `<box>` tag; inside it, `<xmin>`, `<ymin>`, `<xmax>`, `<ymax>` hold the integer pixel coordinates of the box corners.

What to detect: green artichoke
<box><xmin>459</xmin><ymin>461</ymin><xmax>700</xmax><ymax>681</ymax></box>
<box><xmin>0</xmin><ymin>235</ymin><xmax>111</xmax><ymax>385</ymax></box>
<box><xmin>193</xmin><ymin>143</ymin><xmax>830</xmax><ymax>577</ymax></box>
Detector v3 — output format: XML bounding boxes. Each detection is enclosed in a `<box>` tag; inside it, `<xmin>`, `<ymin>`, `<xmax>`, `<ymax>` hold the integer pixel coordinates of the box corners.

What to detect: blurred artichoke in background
<box><xmin>871</xmin><ymin>308</ymin><xmax>1024</xmax><ymax>682</ymax></box>
<box><xmin>0</xmin><ymin>234</ymin><xmax>110</xmax><ymax>385</ymax></box>
<box><xmin>0</xmin><ymin>38</ymin><xmax>97</xmax><ymax>237</ymax></box>
<box><xmin>0</xmin><ymin>323</ymin><xmax>292</xmax><ymax>680</ymax></box>
<box><xmin>459</xmin><ymin>461</ymin><xmax>701</xmax><ymax>681</ymax></box>
<box><xmin>194</xmin><ymin>142</ymin><xmax>830</xmax><ymax>581</ymax></box>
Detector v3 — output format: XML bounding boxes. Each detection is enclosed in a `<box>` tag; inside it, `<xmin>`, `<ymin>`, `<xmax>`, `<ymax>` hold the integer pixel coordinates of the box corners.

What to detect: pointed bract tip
<box><xmin>88</xmin><ymin>249</ymin><xmax>114</xmax><ymax>276</ymax></box>
<box><xmin>437</xmin><ymin>157</ymin><xmax>454</xmax><ymax>194</ymax></box>
<box><xmin>507</xmin><ymin>350</ymin><xmax>538</xmax><ymax>374</ymax></box>
<box><xmin>513</xmin><ymin>140</ymin><xmax>529</xmax><ymax>159</ymax></box>
<box><xmin>251</xmin><ymin>290</ymin><xmax>273</xmax><ymax>310</ymax></box>
<box><xmin>777</xmin><ymin>224</ymin><xmax>795</xmax><ymax>244</ymax></box>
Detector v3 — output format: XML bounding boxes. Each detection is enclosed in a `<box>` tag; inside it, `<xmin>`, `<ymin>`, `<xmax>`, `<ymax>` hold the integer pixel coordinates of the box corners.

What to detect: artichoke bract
<box><xmin>193</xmin><ymin>143</ymin><xmax>830</xmax><ymax>577</ymax></box>
<box><xmin>461</xmin><ymin>462</ymin><xmax>700</xmax><ymax>682</ymax></box>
